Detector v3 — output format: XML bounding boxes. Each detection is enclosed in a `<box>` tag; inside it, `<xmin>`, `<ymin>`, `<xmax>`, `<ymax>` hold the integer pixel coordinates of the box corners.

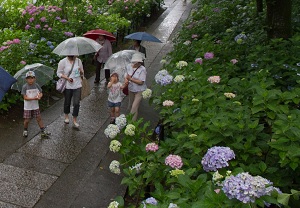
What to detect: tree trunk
<box><xmin>256</xmin><ymin>0</ymin><xmax>263</xmax><ymax>14</ymax></box>
<box><xmin>266</xmin><ymin>0</ymin><xmax>292</xmax><ymax>39</ymax></box>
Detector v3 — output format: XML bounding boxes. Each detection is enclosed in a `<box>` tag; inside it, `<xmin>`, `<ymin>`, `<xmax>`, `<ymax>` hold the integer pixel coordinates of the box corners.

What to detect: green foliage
<box><xmin>109</xmin><ymin>0</ymin><xmax>300</xmax><ymax>207</ymax></box>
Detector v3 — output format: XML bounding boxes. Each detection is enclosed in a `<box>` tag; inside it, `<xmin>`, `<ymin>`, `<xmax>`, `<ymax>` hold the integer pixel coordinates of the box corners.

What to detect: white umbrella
<box><xmin>104</xmin><ymin>50</ymin><xmax>145</xmax><ymax>82</ymax></box>
<box><xmin>52</xmin><ymin>37</ymin><xmax>102</xmax><ymax>56</ymax></box>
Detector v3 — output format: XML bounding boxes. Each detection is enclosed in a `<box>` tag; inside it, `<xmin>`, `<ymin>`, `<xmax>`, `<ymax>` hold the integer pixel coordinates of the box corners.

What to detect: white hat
<box><xmin>131</xmin><ymin>53</ymin><xmax>144</xmax><ymax>63</ymax></box>
<box><xmin>26</xmin><ymin>71</ymin><xmax>35</xmax><ymax>78</ymax></box>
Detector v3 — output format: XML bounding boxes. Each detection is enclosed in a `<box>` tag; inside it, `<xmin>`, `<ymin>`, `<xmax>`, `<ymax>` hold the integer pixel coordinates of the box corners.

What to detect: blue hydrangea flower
<box><xmin>201</xmin><ymin>146</ymin><xmax>235</xmax><ymax>172</ymax></box>
<box><xmin>222</xmin><ymin>172</ymin><xmax>281</xmax><ymax>204</ymax></box>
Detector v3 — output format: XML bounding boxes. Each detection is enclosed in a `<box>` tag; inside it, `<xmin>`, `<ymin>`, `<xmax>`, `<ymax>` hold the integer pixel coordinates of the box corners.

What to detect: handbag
<box><xmin>56</xmin><ymin>59</ymin><xmax>76</xmax><ymax>93</ymax></box>
<box><xmin>122</xmin><ymin>66</ymin><xmax>140</xmax><ymax>96</ymax></box>
<box><xmin>81</xmin><ymin>76</ymin><xmax>91</xmax><ymax>100</ymax></box>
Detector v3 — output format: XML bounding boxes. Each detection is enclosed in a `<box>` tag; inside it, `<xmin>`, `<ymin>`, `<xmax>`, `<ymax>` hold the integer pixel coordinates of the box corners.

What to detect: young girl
<box><xmin>107</xmin><ymin>72</ymin><xmax>125</xmax><ymax>124</ymax></box>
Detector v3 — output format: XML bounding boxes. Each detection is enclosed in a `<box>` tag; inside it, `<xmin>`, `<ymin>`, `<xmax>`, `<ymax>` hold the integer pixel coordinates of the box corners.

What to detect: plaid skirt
<box><xmin>23</xmin><ymin>109</ymin><xmax>41</xmax><ymax>119</ymax></box>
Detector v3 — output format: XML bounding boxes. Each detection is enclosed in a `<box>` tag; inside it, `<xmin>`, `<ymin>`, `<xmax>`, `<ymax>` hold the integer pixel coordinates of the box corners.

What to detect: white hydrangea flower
<box><xmin>142</xmin><ymin>88</ymin><xmax>152</xmax><ymax>99</ymax></box>
<box><xmin>125</xmin><ymin>124</ymin><xmax>136</xmax><ymax>136</ymax></box>
<box><xmin>173</xmin><ymin>75</ymin><xmax>185</xmax><ymax>83</ymax></box>
<box><xmin>109</xmin><ymin>160</ymin><xmax>121</xmax><ymax>175</ymax></box>
<box><xmin>109</xmin><ymin>140</ymin><xmax>122</xmax><ymax>152</ymax></box>
<box><xmin>160</xmin><ymin>59</ymin><xmax>167</xmax><ymax>64</ymax></box>
<box><xmin>115</xmin><ymin>114</ymin><xmax>127</xmax><ymax>129</ymax></box>
<box><xmin>104</xmin><ymin>124</ymin><xmax>120</xmax><ymax>139</ymax></box>
<box><xmin>183</xmin><ymin>40</ymin><xmax>191</xmax><ymax>45</ymax></box>
<box><xmin>176</xmin><ymin>61</ymin><xmax>188</xmax><ymax>69</ymax></box>
<box><xmin>129</xmin><ymin>163</ymin><xmax>142</xmax><ymax>173</ymax></box>
<box><xmin>108</xmin><ymin>201</ymin><xmax>119</xmax><ymax>208</ymax></box>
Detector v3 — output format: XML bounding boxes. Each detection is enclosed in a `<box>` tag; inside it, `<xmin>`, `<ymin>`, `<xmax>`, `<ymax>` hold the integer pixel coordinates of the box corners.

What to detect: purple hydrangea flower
<box><xmin>222</xmin><ymin>172</ymin><xmax>281</xmax><ymax>204</ymax></box>
<box><xmin>204</xmin><ymin>52</ymin><xmax>214</xmax><ymax>59</ymax></box>
<box><xmin>201</xmin><ymin>146</ymin><xmax>235</xmax><ymax>172</ymax></box>
<box><xmin>155</xmin><ymin>70</ymin><xmax>173</xmax><ymax>86</ymax></box>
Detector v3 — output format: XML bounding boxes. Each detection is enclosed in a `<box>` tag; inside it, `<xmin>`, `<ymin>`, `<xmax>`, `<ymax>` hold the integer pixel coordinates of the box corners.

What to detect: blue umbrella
<box><xmin>124</xmin><ymin>32</ymin><xmax>162</xmax><ymax>43</ymax></box>
<box><xmin>0</xmin><ymin>66</ymin><xmax>17</xmax><ymax>102</ymax></box>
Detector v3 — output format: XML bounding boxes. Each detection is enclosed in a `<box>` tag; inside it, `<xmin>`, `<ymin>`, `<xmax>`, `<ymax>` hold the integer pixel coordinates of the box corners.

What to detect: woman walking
<box><xmin>57</xmin><ymin>55</ymin><xmax>84</xmax><ymax>128</ymax></box>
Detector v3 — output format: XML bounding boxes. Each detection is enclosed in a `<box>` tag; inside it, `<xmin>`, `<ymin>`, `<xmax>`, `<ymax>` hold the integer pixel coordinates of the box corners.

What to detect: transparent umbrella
<box><xmin>104</xmin><ymin>50</ymin><xmax>145</xmax><ymax>82</ymax></box>
<box><xmin>52</xmin><ymin>37</ymin><xmax>102</xmax><ymax>56</ymax></box>
<box><xmin>11</xmin><ymin>63</ymin><xmax>54</xmax><ymax>91</ymax></box>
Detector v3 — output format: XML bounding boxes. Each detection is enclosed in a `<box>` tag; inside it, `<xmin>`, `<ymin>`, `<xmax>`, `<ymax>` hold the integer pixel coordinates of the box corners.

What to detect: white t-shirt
<box><xmin>21</xmin><ymin>83</ymin><xmax>42</xmax><ymax>110</ymax></box>
<box><xmin>56</xmin><ymin>57</ymin><xmax>84</xmax><ymax>89</ymax></box>
<box><xmin>125</xmin><ymin>64</ymin><xmax>147</xmax><ymax>92</ymax></box>
<box><xmin>108</xmin><ymin>82</ymin><xmax>123</xmax><ymax>103</ymax></box>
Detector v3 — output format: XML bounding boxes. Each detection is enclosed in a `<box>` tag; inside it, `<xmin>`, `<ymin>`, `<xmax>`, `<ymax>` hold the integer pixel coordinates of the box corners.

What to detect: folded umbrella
<box><xmin>0</xmin><ymin>66</ymin><xmax>17</xmax><ymax>102</ymax></box>
<box><xmin>84</xmin><ymin>29</ymin><xmax>116</xmax><ymax>42</ymax></box>
<box><xmin>52</xmin><ymin>37</ymin><xmax>102</xmax><ymax>56</ymax></box>
<box><xmin>125</xmin><ymin>32</ymin><xmax>162</xmax><ymax>43</ymax></box>
<box><xmin>11</xmin><ymin>63</ymin><xmax>54</xmax><ymax>92</ymax></box>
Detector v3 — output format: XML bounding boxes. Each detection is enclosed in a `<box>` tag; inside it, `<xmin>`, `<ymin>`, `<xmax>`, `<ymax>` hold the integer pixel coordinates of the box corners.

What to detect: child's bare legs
<box><xmin>110</xmin><ymin>107</ymin><xmax>115</xmax><ymax>123</ymax></box>
<box><xmin>36</xmin><ymin>115</ymin><xmax>45</xmax><ymax>129</ymax></box>
<box><xmin>24</xmin><ymin>118</ymin><xmax>30</xmax><ymax>129</ymax></box>
<box><xmin>115</xmin><ymin>107</ymin><xmax>120</xmax><ymax>118</ymax></box>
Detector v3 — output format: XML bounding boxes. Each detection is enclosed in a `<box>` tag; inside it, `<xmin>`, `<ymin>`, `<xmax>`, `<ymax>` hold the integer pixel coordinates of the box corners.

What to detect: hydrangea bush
<box><xmin>107</xmin><ymin>0</ymin><xmax>300</xmax><ymax>207</ymax></box>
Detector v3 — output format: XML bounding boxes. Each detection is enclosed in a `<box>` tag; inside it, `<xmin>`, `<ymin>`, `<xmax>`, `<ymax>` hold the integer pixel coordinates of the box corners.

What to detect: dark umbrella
<box><xmin>124</xmin><ymin>32</ymin><xmax>162</xmax><ymax>43</ymax></box>
<box><xmin>84</xmin><ymin>29</ymin><xmax>116</xmax><ymax>42</ymax></box>
<box><xmin>0</xmin><ymin>66</ymin><xmax>17</xmax><ymax>102</ymax></box>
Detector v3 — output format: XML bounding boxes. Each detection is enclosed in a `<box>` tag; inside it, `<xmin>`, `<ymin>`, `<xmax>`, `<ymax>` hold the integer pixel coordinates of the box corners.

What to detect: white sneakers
<box><xmin>64</xmin><ymin>118</ymin><xmax>70</xmax><ymax>124</ymax></box>
<box><xmin>23</xmin><ymin>130</ymin><xmax>28</xmax><ymax>137</ymax></box>
<box><xmin>73</xmin><ymin>122</ymin><xmax>80</xmax><ymax>128</ymax></box>
<box><xmin>64</xmin><ymin>117</ymin><xmax>79</xmax><ymax>128</ymax></box>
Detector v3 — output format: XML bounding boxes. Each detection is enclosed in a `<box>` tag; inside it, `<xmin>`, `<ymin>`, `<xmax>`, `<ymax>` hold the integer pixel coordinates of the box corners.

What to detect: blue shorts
<box><xmin>108</xmin><ymin>101</ymin><xmax>121</xmax><ymax>108</ymax></box>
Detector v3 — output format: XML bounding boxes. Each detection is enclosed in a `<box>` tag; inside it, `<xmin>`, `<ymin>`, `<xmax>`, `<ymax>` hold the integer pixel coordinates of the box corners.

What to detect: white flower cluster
<box><xmin>173</xmin><ymin>75</ymin><xmax>185</xmax><ymax>83</ymax></box>
<box><xmin>142</xmin><ymin>88</ymin><xmax>152</xmax><ymax>99</ymax></box>
<box><xmin>115</xmin><ymin>114</ymin><xmax>127</xmax><ymax>129</ymax></box>
<box><xmin>124</xmin><ymin>124</ymin><xmax>136</xmax><ymax>136</ymax></box>
<box><xmin>160</xmin><ymin>59</ymin><xmax>167</xmax><ymax>64</ymax></box>
<box><xmin>155</xmin><ymin>69</ymin><xmax>173</xmax><ymax>86</ymax></box>
<box><xmin>129</xmin><ymin>163</ymin><xmax>142</xmax><ymax>173</ymax></box>
<box><xmin>109</xmin><ymin>140</ymin><xmax>122</xmax><ymax>152</ymax></box>
<box><xmin>104</xmin><ymin>124</ymin><xmax>120</xmax><ymax>139</ymax></box>
<box><xmin>176</xmin><ymin>61</ymin><xmax>188</xmax><ymax>69</ymax></box>
<box><xmin>109</xmin><ymin>160</ymin><xmax>121</xmax><ymax>175</ymax></box>
<box><xmin>108</xmin><ymin>201</ymin><xmax>119</xmax><ymax>208</ymax></box>
<box><xmin>224</xmin><ymin>92</ymin><xmax>236</xmax><ymax>98</ymax></box>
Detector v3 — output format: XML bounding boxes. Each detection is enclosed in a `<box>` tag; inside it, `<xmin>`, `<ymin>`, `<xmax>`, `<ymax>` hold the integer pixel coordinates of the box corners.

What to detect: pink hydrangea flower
<box><xmin>192</xmin><ymin>34</ymin><xmax>198</xmax><ymax>39</ymax></box>
<box><xmin>195</xmin><ymin>58</ymin><xmax>203</xmax><ymax>64</ymax></box>
<box><xmin>40</xmin><ymin>17</ymin><xmax>46</xmax><ymax>22</ymax></box>
<box><xmin>87</xmin><ymin>9</ymin><xmax>92</xmax><ymax>14</ymax></box>
<box><xmin>207</xmin><ymin>76</ymin><xmax>221</xmax><ymax>83</ymax></box>
<box><xmin>25</xmin><ymin>25</ymin><xmax>31</xmax><ymax>30</ymax></box>
<box><xmin>230</xmin><ymin>59</ymin><xmax>238</xmax><ymax>64</ymax></box>
<box><xmin>20</xmin><ymin>61</ymin><xmax>26</xmax><ymax>65</ymax></box>
<box><xmin>48</xmin><ymin>27</ymin><xmax>52</xmax><ymax>31</ymax></box>
<box><xmin>204</xmin><ymin>52</ymin><xmax>214</xmax><ymax>59</ymax></box>
<box><xmin>145</xmin><ymin>142</ymin><xmax>159</xmax><ymax>152</ymax></box>
<box><xmin>35</xmin><ymin>24</ymin><xmax>41</xmax><ymax>29</ymax></box>
<box><xmin>163</xmin><ymin>100</ymin><xmax>174</xmax><ymax>107</ymax></box>
<box><xmin>165</xmin><ymin>154</ymin><xmax>183</xmax><ymax>169</ymax></box>
<box><xmin>29</xmin><ymin>17</ymin><xmax>34</xmax><ymax>22</ymax></box>
<box><xmin>13</xmin><ymin>39</ymin><xmax>21</xmax><ymax>44</ymax></box>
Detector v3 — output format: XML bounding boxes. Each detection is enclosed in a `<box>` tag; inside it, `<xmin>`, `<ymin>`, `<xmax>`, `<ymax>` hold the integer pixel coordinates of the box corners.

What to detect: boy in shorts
<box><xmin>107</xmin><ymin>72</ymin><xmax>125</xmax><ymax>124</ymax></box>
<box><xmin>21</xmin><ymin>71</ymin><xmax>49</xmax><ymax>138</ymax></box>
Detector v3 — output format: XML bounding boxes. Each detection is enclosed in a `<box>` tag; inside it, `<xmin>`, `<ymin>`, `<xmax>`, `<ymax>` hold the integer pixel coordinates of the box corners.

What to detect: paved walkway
<box><xmin>0</xmin><ymin>0</ymin><xmax>193</xmax><ymax>207</ymax></box>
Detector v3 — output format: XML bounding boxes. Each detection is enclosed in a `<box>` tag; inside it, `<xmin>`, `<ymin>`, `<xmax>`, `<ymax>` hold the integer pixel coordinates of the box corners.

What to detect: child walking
<box><xmin>21</xmin><ymin>71</ymin><xmax>49</xmax><ymax>138</ymax></box>
<box><xmin>107</xmin><ymin>72</ymin><xmax>125</xmax><ymax>124</ymax></box>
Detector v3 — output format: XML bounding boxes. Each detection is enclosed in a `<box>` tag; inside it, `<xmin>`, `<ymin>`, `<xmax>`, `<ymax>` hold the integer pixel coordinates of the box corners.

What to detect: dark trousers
<box><xmin>95</xmin><ymin>61</ymin><xmax>110</xmax><ymax>81</ymax></box>
<box><xmin>64</xmin><ymin>88</ymin><xmax>81</xmax><ymax>117</ymax></box>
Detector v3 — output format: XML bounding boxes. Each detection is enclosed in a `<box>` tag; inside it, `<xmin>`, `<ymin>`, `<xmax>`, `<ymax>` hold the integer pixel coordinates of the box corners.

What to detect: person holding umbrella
<box><xmin>124</xmin><ymin>53</ymin><xmax>147</xmax><ymax>121</ymax></box>
<box><xmin>128</xmin><ymin>40</ymin><xmax>146</xmax><ymax>58</ymax></box>
<box><xmin>57</xmin><ymin>55</ymin><xmax>84</xmax><ymax>128</ymax></box>
<box><xmin>21</xmin><ymin>71</ymin><xmax>49</xmax><ymax>138</ymax></box>
<box><xmin>94</xmin><ymin>35</ymin><xmax>113</xmax><ymax>83</ymax></box>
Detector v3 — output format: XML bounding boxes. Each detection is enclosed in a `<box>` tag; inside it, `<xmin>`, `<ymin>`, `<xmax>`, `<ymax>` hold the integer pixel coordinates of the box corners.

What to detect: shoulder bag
<box><xmin>56</xmin><ymin>59</ymin><xmax>76</xmax><ymax>93</ymax></box>
<box><xmin>122</xmin><ymin>66</ymin><xmax>140</xmax><ymax>96</ymax></box>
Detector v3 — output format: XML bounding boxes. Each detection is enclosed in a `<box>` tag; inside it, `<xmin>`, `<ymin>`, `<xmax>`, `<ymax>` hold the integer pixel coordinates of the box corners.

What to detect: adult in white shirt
<box><xmin>124</xmin><ymin>53</ymin><xmax>147</xmax><ymax>121</ymax></box>
<box><xmin>57</xmin><ymin>55</ymin><xmax>84</xmax><ymax>128</ymax></box>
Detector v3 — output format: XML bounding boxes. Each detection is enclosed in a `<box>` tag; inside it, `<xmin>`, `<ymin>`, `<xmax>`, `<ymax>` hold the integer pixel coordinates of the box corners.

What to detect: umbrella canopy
<box><xmin>84</xmin><ymin>29</ymin><xmax>116</xmax><ymax>42</ymax></box>
<box><xmin>52</xmin><ymin>37</ymin><xmax>102</xmax><ymax>56</ymax></box>
<box><xmin>11</xmin><ymin>63</ymin><xmax>54</xmax><ymax>91</ymax></box>
<box><xmin>125</xmin><ymin>32</ymin><xmax>162</xmax><ymax>43</ymax></box>
<box><xmin>104</xmin><ymin>50</ymin><xmax>145</xmax><ymax>82</ymax></box>
<box><xmin>0</xmin><ymin>67</ymin><xmax>17</xmax><ymax>102</ymax></box>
